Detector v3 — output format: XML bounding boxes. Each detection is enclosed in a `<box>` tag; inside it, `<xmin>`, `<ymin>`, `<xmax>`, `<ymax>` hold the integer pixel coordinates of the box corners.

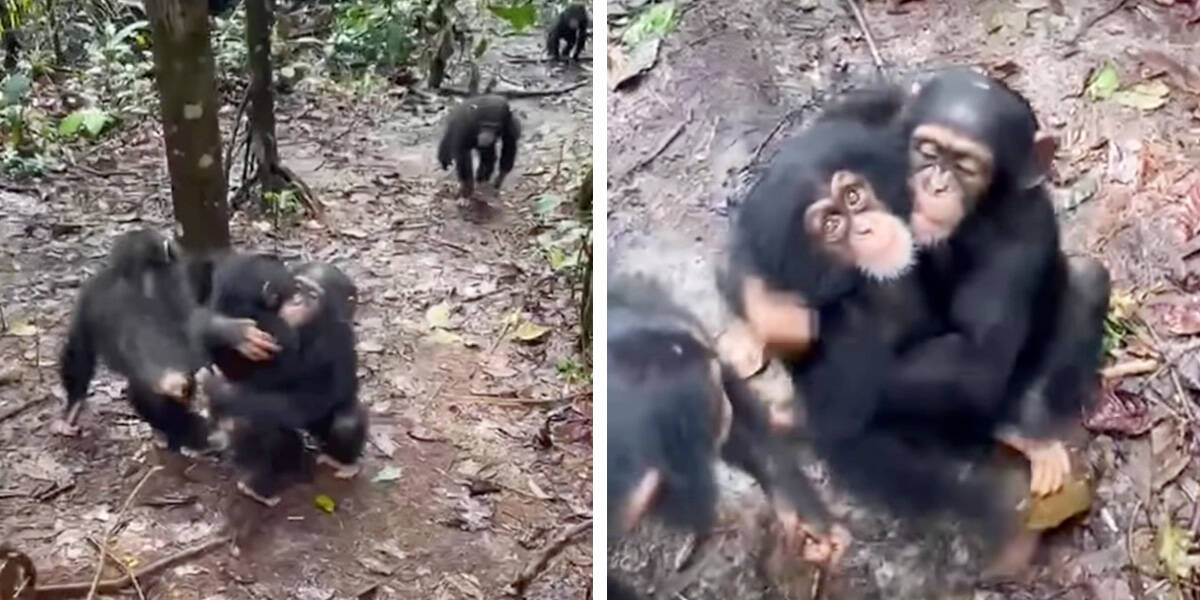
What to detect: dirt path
<box><xmin>608</xmin><ymin>1</ymin><xmax>1200</xmax><ymax>598</ymax></box>
<box><xmin>0</xmin><ymin>24</ymin><xmax>592</xmax><ymax>600</ymax></box>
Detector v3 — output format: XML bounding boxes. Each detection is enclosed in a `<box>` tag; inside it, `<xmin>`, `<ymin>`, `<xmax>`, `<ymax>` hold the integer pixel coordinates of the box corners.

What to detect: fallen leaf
<box><xmin>357</xmin><ymin>340</ymin><xmax>384</xmax><ymax>353</ymax></box>
<box><xmin>1025</xmin><ymin>478</ymin><xmax>1092</xmax><ymax>530</ymax></box>
<box><xmin>1158</xmin><ymin>520</ymin><xmax>1200</xmax><ymax>579</ymax></box>
<box><xmin>527</xmin><ymin>478</ymin><xmax>551</xmax><ymax>500</ymax></box>
<box><xmin>341</xmin><ymin>228</ymin><xmax>368</xmax><ymax>239</ymax></box>
<box><xmin>1087</xmin><ymin>62</ymin><xmax>1121</xmax><ymax>101</ymax></box>
<box><xmin>314</xmin><ymin>494</ymin><xmax>337</xmax><ymax>514</ymax></box>
<box><xmin>427</xmin><ymin>329</ymin><xmax>463</xmax><ymax>346</ymax></box>
<box><xmin>371</xmin><ymin>466</ymin><xmax>403</xmax><ymax>483</ymax></box>
<box><xmin>511</xmin><ymin>321</ymin><xmax>549</xmax><ymax>343</ymax></box>
<box><xmin>1085</xmin><ymin>383</ymin><xmax>1154</xmax><ymax>436</ymax></box>
<box><xmin>425</xmin><ymin>302</ymin><xmax>453</xmax><ymax>329</ymax></box>
<box><xmin>8</xmin><ymin>321</ymin><xmax>38</xmax><ymax>337</ymax></box>
<box><xmin>1112</xmin><ymin>80</ymin><xmax>1170</xmax><ymax>111</ymax></box>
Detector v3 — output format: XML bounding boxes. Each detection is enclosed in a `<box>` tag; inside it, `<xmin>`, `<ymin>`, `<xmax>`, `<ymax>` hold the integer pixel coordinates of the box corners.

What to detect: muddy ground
<box><xmin>607</xmin><ymin>0</ymin><xmax>1200</xmax><ymax>598</ymax></box>
<box><xmin>0</xmin><ymin>18</ymin><xmax>592</xmax><ymax>600</ymax></box>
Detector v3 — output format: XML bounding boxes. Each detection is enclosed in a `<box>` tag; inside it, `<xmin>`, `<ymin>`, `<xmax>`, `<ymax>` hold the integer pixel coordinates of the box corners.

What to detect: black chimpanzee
<box><xmin>853</xmin><ymin>69</ymin><xmax>1111</xmax><ymax>499</ymax></box>
<box><xmin>546</xmin><ymin>4</ymin><xmax>589</xmax><ymax>62</ymax></box>
<box><xmin>59</xmin><ymin>230</ymin><xmax>278</xmax><ymax>452</ymax></box>
<box><xmin>437</xmin><ymin>95</ymin><xmax>521</xmax><ymax>200</ymax></box>
<box><xmin>608</xmin><ymin>275</ymin><xmax>848</xmax><ymax>599</ymax></box>
<box><xmin>198</xmin><ymin>254</ymin><xmax>365</xmax><ymax>506</ymax></box>
<box><xmin>719</xmin><ymin>116</ymin><xmax>1018</xmax><ymax>532</ymax></box>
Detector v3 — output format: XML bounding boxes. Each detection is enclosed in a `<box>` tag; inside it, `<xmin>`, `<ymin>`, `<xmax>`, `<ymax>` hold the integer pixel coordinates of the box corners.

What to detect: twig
<box><xmin>1066</xmin><ymin>0</ymin><xmax>1130</xmax><ymax>47</ymax></box>
<box><xmin>85</xmin><ymin>537</ymin><xmax>145</xmax><ymax>600</ymax></box>
<box><xmin>276</xmin><ymin>164</ymin><xmax>323</xmax><ymax>219</ymax></box>
<box><xmin>0</xmin><ymin>395</ymin><xmax>50</xmax><ymax>424</ymax></box>
<box><xmin>628</xmin><ymin>110</ymin><xmax>693</xmax><ymax>176</ymax></box>
<box><xmin>844</xmin><ymin>0</ymin><xmax>885</xmax><ymax>73</ymax></box>
<box><xmin>1101</xmin><ymin>359</ymin><xmax>1160</xmax><ymax>379</ymax></box>
<box><xmin>36</xmin><ymin>536</ymin><xmax>231</xmax><ymax>598</ymax></box>
<box><xmin>750</xmin><ymin>110</ymin><xmax>799</xmax><ymax>166</ymax></box>
<box><xmin>85</xmin><ymin>466</ymin><xmax>162</xmax><ymax>600</ymax></box>
<box><xmin>437</xmin><ymin>81</ymin><xmax>588</xmax><ymax>98</ymax></box>
<box><xmin>73</xmin><ymin>163</ymin><xmax>138</xmax><ymax>178</ymax></box>
<box><xmin>510</xmin><ymin>520</ymin><xmax>592</xmax><ymax>595</ymax></box>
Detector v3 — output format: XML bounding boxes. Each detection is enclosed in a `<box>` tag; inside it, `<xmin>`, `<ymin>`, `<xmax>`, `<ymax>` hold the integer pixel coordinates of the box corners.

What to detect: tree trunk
<box><xmin>246</xmin><ymin>0</ymin><xmax>281</xmax><ymax>202</ymax></box>
<box><xmin>144</xmin><ymin>0</ymin><xmax>231</xmax><ymax>252</ymax></box>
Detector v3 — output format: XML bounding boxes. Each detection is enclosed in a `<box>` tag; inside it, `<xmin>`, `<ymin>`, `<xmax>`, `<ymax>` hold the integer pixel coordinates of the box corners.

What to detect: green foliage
<box><xmin>328</xmin><ymin>0</ymin><xmax>417</xmax><ymax>74</ymax></box>
<box><xmin>0</xmin><ymin>73</ymin><xmax>29</xmax><ymax>106</ymax></box>
<box><xmin>59</xmin><ymin>107</ymin><xmax>115</xmax><ymax>139</ymax></box>
<box><xmin>486</xmin><ymin>1</ymin><xmax>536</xmax><ymax>33</ymax></box>
<box><xmin>622</xmin><ymin>2</ymin><xmax>676</xmax><ymax>46</ymax></box>
<box><xmin>555</xmin><ymin>357</ymin><xmax>589</xmax><ymax>384</ymax></box>
<box><xmin>264</xmin><ymin>188</ymin><xmax>303</xmax><ymax>217</ymax></box>
<box><xmin>0</xmin><ymin>0</ymin><xmax>36</xmax><ymax>31</ymax></box>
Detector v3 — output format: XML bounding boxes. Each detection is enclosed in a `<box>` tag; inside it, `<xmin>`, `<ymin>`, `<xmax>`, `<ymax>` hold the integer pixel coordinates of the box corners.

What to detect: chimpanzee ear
<box><xmin>621</xmin><ymin>468</ymin><xmax>662</xmax><ymax>534</ymax></box>
<box><xmin>1020</xmin><ymin>131</ymin><xmax>1058</xmax><ymax>190</ymax></box>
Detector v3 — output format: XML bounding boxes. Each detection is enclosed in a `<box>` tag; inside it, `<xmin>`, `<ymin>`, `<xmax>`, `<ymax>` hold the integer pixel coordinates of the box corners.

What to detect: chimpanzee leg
<box><xmin>476</xmin><ymin>145</ymin><xmax>497</xmax><ymax>183</ymax></box>
<box><xmin>233</xmin><ymin>425</ymin><xmax>310</xmax><ymax>505</ymax></box>
<box><xmin>127</xmin><ymin>387</ymin><xmax>210</xmax><ymax>452</ymax></box>
<box><xmin>496</xmin><ymin>125</ymin><xmax>518</xmax><ymax>189</ymax></box>
<box><xmin>455</xmin><ymin>147</ymin><xmax>475</xmax><ymax>197</ymax></box>
<box><xmin>59</xmin><ymin>318</ymin><xmax>96</xmax><ymax>425</ymax></box>
<box><xmin>309</xmin><ymin>405</ymin><xmax>368</xmax><ymax>479</ymax></box>
<box><xmin>571</xmin><ymin>30</ymin><xmax>585</xmax><ymax>60</ymax></box>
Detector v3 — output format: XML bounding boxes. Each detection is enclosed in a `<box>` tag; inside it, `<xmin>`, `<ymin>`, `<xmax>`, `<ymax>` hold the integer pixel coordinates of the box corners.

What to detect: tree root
<box><xmin>34</xmin><ymin>536</ymin><xmax>231</xmax><ymax>599</ymax></box>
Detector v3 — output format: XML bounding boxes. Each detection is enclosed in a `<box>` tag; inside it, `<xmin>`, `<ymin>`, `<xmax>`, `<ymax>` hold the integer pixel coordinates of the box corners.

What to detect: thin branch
<box><xmin>85</xmin><ymin>466</ymin><xmax>162</xmax><ymax>600</ymax></box>
<box><xmin>438</xmin><ymin>81</ymin><xmax>588</xmax><ymax>98</ymax></box>
<box><xmin>85</xmin><ymin>537</ymin><xmax>145</xmax><ymax>600</ymax></box>
<box><xmin>510</xmin><ymin>520</ymin><xmax>592</xmax><ymax>595</ymax></box>
<box><xmin>844</xmin><ymin>0</ymin><xmax>885</xmax><ymax>73</ymax></box>
<box><xmin>35</xmin><ymin>536</ymin><xmax>231</xmax><ymax>598</ymax></box>
<box><xmin>224</xmin><ymin>87</ymin><xmax>251</xmax><ymax>189</ymax></box>
<box><xmin>1065</xmin><ymin>0</ymin><xmax>1130</xmax><ymax>47</ymax></box>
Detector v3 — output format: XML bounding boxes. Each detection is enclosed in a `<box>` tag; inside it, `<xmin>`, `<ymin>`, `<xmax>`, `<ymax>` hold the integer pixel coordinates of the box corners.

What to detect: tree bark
<box><xmin>144</xmin><ymin>0</ymin><xmax>231</xmax><ymax>252</ymax></box>
<box><xmin>246</xmin><ymin>0</ymin><xmax>281</xmax><ymax>202</ymax></box>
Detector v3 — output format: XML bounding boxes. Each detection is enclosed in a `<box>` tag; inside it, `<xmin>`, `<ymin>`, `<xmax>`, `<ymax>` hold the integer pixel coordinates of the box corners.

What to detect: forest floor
<box><xmin>607</xmin><ymin>0</ymin><xmax>1200</xmax><ymax>599</ymax></box>
<box><xmin>0</xmin><ymin>17</ymin><xmax>593</xmax><ymax>600</ymax></box>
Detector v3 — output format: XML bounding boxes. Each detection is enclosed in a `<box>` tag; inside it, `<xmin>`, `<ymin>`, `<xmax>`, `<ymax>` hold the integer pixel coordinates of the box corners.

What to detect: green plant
<box><xmin>486</xmin><ymin>1</ymin><xmax>535</xmax><ymax>33</ymax></box>
<box><xmin>556</xmin><ymin>357</ymin><xmax>589</xmax><ymax>384</ymax></box>
<box><xmin>264</xmin><ymin>188</ymin><xmax>303</xmax><ymax>217</ymax></box>
<box><xmin>59</xmin><ymin>106</ymin><xmax>115</xmax><ymax>139</ymax></box>
<box><xmin>327</xmin><ymin>0</ymin><xmax>417</xmax><ymax>74</ymax></box>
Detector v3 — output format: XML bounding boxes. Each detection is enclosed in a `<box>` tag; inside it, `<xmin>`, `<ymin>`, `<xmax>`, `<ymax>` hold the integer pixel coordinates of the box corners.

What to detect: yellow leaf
<box><xmin>426</xmin><ymin>329</ymin><xmax>463</xmax><ymax>346</ymax></box>
<box><xmin>511</xmin><ymin>321</ymin><xmax>549</xmax><ymax>343</ymax></box>
<box><xmin>314</xmin><ymin>494</ymin><xmax>336</xmax><ymax>514</ymax></box>
<box><xmin>8</xmin><ymin>321</ymin><xmax>37</xmax><ymax>337</ymax></box>
<box><xmin>425</xmin><ymin>302</ymin><xmax>452</xmax><ymax>329</ymax></box>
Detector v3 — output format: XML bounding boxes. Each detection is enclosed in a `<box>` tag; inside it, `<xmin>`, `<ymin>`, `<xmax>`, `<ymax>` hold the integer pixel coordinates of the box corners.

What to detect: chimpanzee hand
<box><xmin>773</xmin><ymin>497</ymin><xmax>851</xmax><ymax>569</ymax></box>
<box><xmin>741</xmin><ymin>275</ymin><xmax>817</xmax><ymax>360</ymax></box>
<box><xmin>153</xmin><ymin>370</ymin><xmax>193</xmax><ymax>403</ymax></box>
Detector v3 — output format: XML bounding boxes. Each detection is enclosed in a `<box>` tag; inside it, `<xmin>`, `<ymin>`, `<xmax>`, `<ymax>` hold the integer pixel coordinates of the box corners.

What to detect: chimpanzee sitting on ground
<box><xmin>58</xmin><ymin>229</ymin><xmax>279</xmax><ymax>452</ymax></box>
<box><xmin>197</xmin><ymin>254</ymin><xmax>365</xmax><ymax>506</ymax></box>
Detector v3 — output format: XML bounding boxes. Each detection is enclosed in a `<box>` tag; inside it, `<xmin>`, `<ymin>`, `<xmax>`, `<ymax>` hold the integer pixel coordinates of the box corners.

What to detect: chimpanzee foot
<box><xmin>237</xmin><ymin>480</ymin><xmax>281</xmax><ymax>507</ymax></box>
<box><xmin>154</xmin><ymin>370</ymin><xmax>192</xmax><ymax>402</ymax></box>
<box><xmin>997</xmin><ymin>431</ymin><xmax>1071</xmax><ymax>497</ymax></box>
<box><xmin>317</xmin><ymin>454</ymin><xmax>361</xmax><ymax>480</ymax></box>
<box><xmin>52</xmin><ymin>419</ymin><xmax>81</xmax><ymax>437</ymax></box>
<box><xmin>983</xmin><ymin>529</ymin><xmax>1040</xmax><ymax>580</ymax></box>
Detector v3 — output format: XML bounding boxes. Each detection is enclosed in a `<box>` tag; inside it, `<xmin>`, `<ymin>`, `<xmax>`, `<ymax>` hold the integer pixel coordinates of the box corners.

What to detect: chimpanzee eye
<box><xmin>844</xmin><ymin>188</ymin><xmax>864</xmax><ymax>210</ymax></box>
<box><xmin>822</xmin><ymin>214</ymin><xmax>847</xmax><ymax>240</ymax></box>
<box><xmin>954</xmin><ymin>157</ymin><xmax>979</xmax><ymax>176</ymax></box>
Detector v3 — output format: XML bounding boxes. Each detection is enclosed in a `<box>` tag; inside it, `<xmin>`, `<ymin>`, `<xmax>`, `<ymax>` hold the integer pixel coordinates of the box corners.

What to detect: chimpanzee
<box><xmin>546</xmin><ymin>4</ymin><xmax>589</xmax><ymax>62</ymax></box>
<box><xmin>198</xmin><ymin>254</ymin><xmax>365</xmax><ymax>506</ymax></box>
<box><xmin>608</xmin><ymin>275</ymin><xmax>848</xmax><ymax>598</ymax></box>
<box><xmin>851</xmin><ymin>69</ymin><xmax>1111</xmax><ymax>499</ymax></box>
<box><xmin>58</xmin><ymin>230</ymin><xmax>279</xmax><ymax>452</ymax></box>
<box><xmin>718</xmin><ymin>117</ymin><xmax>1019</xmax><ymax>532</ymax></box>
<box><xmin>437</xmin><ymin>95</ymin><xmax>521</xmax><ymax>200</ymax></box>
<box><xmin>209</xmin><ymin>0</ymin><xmax>240</xmax><ymax>16</ymax></box>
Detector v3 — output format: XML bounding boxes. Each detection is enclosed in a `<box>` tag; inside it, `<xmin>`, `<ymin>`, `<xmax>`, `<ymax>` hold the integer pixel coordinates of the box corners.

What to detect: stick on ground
<box><xmin>510</xmin><ymin>520</ymin><xmax>592</xmax><ymax>596</ymax></box>
<box><xmin>35</xmin><ymin>536</ymin><xmax>231</xmax><ymax>599</ymax></box>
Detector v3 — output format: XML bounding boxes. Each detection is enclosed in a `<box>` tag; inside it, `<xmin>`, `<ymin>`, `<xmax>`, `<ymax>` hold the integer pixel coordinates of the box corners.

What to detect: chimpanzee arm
<box><xmin>498</xmin><ymin>115</ymin><xmax>519</xmax><ymax>175</ymax></box>
<box><xmin>883</xmin><ymin>240</ymin><xmax>1054</xmax><ymax>418</ymax></box>
<box><xmin>718</xmin><ymin>365</ymin><xmax>831</xmax><ymax>531</ymax></box>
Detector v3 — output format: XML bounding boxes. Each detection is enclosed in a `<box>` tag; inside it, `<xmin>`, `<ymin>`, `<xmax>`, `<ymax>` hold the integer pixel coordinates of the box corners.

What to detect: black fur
<box><xmin>437</xmin><ymin>95</ymin><xmax>521</xmax><ymax>197</ymax></box>
<box><xmin>546</xmin><ymin>4</ymin><xmax>589</xmax><ymax>61</ymax></box>
<box><xmin>201</xmin><ymin>254</ymin><xmax>364</xmax><ymax>498</ymax></box>
<box><xmin>60</xmin><ymin>230</ymin><xmax>210</xmax><ymax>451</ymax></box>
